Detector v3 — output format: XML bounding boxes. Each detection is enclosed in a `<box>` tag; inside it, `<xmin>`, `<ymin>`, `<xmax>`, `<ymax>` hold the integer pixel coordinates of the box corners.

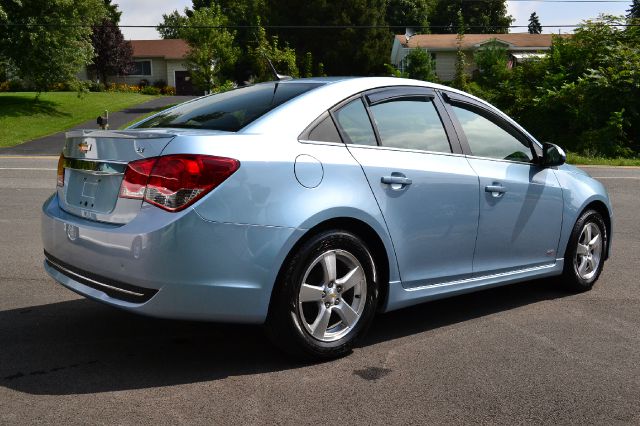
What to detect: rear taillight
<box><xmin>56</xmin><ymin>154</ymin><xmax>65</xmax><ymax>187</ymax></box>
<box><xmin>119</xmin><ymin>157</ymin><xmax>156</xmax><ymax>199</ymax></box>
<box><xmin>118</xmin><ymin>155</ymin><xmax>239</xmax><ymax>212</ymax></box>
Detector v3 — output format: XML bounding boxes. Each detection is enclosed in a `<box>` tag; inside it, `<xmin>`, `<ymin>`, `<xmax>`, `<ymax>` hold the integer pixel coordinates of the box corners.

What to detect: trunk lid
<box><xmin>59</xmin><ymin>130</ymin><xmax>175</xmax><ymax>224</ymax></box>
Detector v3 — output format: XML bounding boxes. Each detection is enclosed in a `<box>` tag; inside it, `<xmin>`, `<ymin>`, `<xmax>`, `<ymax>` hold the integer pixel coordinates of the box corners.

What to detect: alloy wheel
<box><xmin>297</xmin><ymin>249</ymin><xmax>367</xmax><ymax>342</ymax></box>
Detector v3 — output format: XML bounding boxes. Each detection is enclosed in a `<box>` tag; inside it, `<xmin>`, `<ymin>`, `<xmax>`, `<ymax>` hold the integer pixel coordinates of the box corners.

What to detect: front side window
<box><xmin>369</xmin><ymin>97</ymin><xmax>450</xmax><ymax>153</ymax></box>
<box><xmin>135</xmin><ymin>82</ymin><xmax>323</xmax><ymax>132</ymax></box>
<box><xmin>452</xmin><ymin>104</ymin><xmax>533</xmax><ymax>162</ymax></box>
<box><xmin>131</xmin><ymin>60</ymin><xmax>151</xmax><ymax>76</ymax></box>
<box><xmin>333</xmin><ymin>98</ymin><xmax>377</xmax><ymax>146</ymax></box>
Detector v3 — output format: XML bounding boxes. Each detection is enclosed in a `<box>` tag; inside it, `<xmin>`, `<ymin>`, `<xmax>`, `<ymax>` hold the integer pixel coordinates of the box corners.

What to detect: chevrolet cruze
<box><xmin>42</xmin><ymin>77</ymin><xmax>612</xmax><ymax>359</ymax></box>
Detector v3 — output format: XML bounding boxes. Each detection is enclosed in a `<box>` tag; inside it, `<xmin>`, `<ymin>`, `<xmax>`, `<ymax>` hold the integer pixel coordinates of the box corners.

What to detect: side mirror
<box><xmin>541</xmin><ymin>142</ymin><xmax>566</xmax><ymax>167</ymax></box>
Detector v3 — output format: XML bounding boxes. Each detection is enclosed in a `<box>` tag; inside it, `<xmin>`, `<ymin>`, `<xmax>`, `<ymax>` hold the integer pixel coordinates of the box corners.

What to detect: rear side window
<box><xmin>333</xmin><ymin>98</ymin><xmax>377</xmax><ymax>146</ymax></box>
<box><xmin>135</xmin><ymin>82</ymin><xmax>323</xmax><ymax>132</ymax></box>
<box><xmin>369</xmin><ymin>98</ymin><xmax>451</xmax><ymax>153</ymax></box>
<box><xmin>307</xmin><ymin>114</ymin><xmax>342</xmax><ymax>143</ymax></box>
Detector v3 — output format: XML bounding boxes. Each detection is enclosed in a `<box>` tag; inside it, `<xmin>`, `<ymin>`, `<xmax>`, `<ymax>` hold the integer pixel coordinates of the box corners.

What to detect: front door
<box><xmin>175</xmin><ymin>70</ymin><xmax>197</xmax><ymax>96</ymax></box>
<box><xmin>332</xmin><ymin>88</ymin><xmax>479</xmax><ymax>288</ymax></box>
<box><xmin>445</xmin><ymin>98</ymin><xmax>564</xmax><ymax>275</ymax></box>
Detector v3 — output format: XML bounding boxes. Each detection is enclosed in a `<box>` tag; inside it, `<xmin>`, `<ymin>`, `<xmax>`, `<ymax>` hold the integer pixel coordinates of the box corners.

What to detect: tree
<box><xmin>89</xmin><ymin>19</ymin><xmax>133</xmax><ymax>85</ymax></box>
<box><xmin>430</xmin><ymin>0</ymin><xmax>513</xmax><ymax>34</ymax></box>
<box><xmin>0</xmin><ymin>0</ymin><xmax>106</xmax><ymax>92</ymax></box>
<box><xmin>528</xmin><ymin>11</ymin><xmax>542</xmax><ymax>34</ymax></box>
<box><xmin>452</xmin><ymin>9</ymin><xmax>468</xmax><ymax>89</ymax></box>
<box><xmin>386</xmin><ymin>0</ymin><xmax>434</xmax><ymax>32</ymax></box>
<box><xmin>266</xmin><ymin>0</ymin><xmax>391</xmax><ymax>76</ymax></box>
<box><xmin>404</xmin><ymin>48</ymin><xmax>437</xmax><ymax>81</ymax></box>
<box><xmin>473</xmin><ymin>39</ymin><xmax>509</xmax><ymax>84</ymax></box>
<box><xmin>103</xmin><ymin>0</ymin><xmax>121</xmax><ymax>24</ymax></box>
<box><xmin>249</xmin><ymin>22</ymin><xmax>298</xmax><ymax>81</ymax></box>
<box><xmin>156</xmin><ymin>9</ymin><xmax>189</xmax><ymax>39</ymax></box>
<box><xmin>180</xmin><ymin>6</ymin><xmax>239</xmax><ymax>91</ymax></box>
<box><xmin>628</xmin><ymin>0</ymin><xmax>640</xmax><ymax>19</ymax></box>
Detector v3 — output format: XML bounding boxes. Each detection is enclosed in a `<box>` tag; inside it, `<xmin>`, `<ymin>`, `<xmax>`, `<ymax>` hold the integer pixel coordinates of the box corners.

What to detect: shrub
<box><xmin>0</xmin><ymin>79</ymin><xmax>25</xmax><ymax>92</ymax></box>
<box><xmin>161</xmin><ymin>86</ymin><xmax>176</xmax><ymax>96</ymax></box>
<box><xmin>141</xmin><ymin>86</ymin><xmax>161</xmax><ymax>95</ymax></box>
<box><xmin>153</xmin><ymin>79</ymin><xmax>167</xmax><ymax>88</ymax></box>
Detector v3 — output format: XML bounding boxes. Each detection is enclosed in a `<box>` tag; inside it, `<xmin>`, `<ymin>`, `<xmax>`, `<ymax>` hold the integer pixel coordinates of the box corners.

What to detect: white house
<box><xmin>81</xmin><ymin>39</ymin><xmax>197</xmax><ymax>95</ymax></box>
<box><xmin>390</xmin><ymin>33</ymin><xmax>558</xmax><ymax>81</ymax></box>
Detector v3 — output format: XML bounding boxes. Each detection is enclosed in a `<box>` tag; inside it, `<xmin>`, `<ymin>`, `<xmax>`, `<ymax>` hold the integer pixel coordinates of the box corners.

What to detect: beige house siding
<box><xmin>391</xmin><ymin>34</ymin><xmax>555</xmax><ymax>82</ymax></box>
<box><xmin>166</xmin><ymin>60</ymin><xmax>188</xmax><ymax>87</ymax></box>
<box><xmin>109</xmin><ymin>57</ymin><xmax>166</xmax><ymax>85</ymax></box>
<box><xmin>434</xmin><ymin>52</ymin><xmax>475</xmax><ymax>81</ymax></box>
<box><xmin>434</xmin><ymin>52</ymin><xmax>456</xmax><ymax>81</ymax></box>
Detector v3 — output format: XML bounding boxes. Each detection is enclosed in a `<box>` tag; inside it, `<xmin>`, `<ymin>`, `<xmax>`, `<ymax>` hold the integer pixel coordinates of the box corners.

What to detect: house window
<box><xmin>131</xmin><ymin>60</ymin><xmax>152</xmax><ymax>76</ymax></box>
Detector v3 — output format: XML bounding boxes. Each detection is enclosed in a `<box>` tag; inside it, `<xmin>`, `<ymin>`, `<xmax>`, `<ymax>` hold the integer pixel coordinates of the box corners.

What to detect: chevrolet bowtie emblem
<box><xmin>78</xmin><ymin>142</ymin><xmax>92</xmax><ymax>153</ymax></box>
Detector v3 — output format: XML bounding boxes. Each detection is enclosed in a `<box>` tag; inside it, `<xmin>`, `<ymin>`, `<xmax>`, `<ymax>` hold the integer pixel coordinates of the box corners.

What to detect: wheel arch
<box><xmin>580</xmin><ymin>200</ymin><xmax>612</xmax><ymax>260</ymax></box>
<box><xmin>268</xmin><ymin>216</ymin><xmax>393</xmax><ymax>318</ymax></box>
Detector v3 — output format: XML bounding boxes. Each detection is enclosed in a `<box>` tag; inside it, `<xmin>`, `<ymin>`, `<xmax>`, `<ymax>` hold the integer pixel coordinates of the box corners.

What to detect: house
<box><xmin>390</xmin><ymin>33</ymin><xmax>558</xmax><ymax>81</ymax></box>
<box><xmin>81</xmin><ymin>39</ymin><xmax>197</xmax><ymax>95</ymax></box>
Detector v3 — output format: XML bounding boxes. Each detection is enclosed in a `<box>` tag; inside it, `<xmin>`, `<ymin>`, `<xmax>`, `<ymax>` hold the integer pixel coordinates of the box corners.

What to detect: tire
<box><xmin>266</xmin><ymin>229</ymin><xmax>379</xmax><ymax>360</ymax></box>
<box><xmin>562</xmin><ymin>209</ymin><xmax>607</xmax><ymax>292</ymax></box>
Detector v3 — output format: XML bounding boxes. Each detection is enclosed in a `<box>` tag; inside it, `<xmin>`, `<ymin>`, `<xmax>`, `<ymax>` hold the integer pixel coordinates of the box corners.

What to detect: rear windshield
<box><xmin>135</xmin><ymin>82</ymin><xmax>323</xmax><ymax>132</ymax></box>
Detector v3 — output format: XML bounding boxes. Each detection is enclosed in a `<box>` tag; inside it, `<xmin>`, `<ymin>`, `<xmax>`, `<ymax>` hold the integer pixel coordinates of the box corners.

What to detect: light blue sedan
<box><xmin>42</xmin><ymin>77</ymin><xmax>612</xmax><ymax>359</ymax></box>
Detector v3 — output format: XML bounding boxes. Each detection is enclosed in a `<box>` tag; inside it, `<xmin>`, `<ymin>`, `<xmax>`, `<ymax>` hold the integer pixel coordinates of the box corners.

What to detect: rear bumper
<box><xmin>41</xmin><ymin>194</ymin><xmax>302</xmax><ymax>323</ymax></box>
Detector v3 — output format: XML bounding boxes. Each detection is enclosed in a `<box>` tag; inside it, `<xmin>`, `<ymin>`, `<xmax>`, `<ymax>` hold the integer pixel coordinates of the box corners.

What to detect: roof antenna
<box><xmin>264</xmin><ymin>51</ymin><xmax>292</xmax><ymax>81</ymax></box>
<box><xmin>254</xmin><ymin>36</ymin><xmax>292</xmax><ymax>81</ymax></box>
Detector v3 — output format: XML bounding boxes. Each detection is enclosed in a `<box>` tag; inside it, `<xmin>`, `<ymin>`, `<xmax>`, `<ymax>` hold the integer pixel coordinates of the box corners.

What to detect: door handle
<box><xmin>381</xmin><ymin>176</ymin><xmax>412</xmax><ymax>186</ymax></box>
<box><xmin>485</xmin><ymin>184</ymin><xmax>506</xmax><ymax>197</ymax></box>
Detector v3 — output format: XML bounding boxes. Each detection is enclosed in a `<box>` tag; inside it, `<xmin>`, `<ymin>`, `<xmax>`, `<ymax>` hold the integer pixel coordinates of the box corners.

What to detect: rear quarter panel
<box><xmin>162</xmin><ymin>135</ymin><xmax>401</xmax><ymax>286</ymax></box>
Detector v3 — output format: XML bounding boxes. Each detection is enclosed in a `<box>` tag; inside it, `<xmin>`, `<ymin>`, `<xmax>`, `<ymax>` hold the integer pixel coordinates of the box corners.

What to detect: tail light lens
<box><xmin>56</xmin><ymin>154</ymin><xmax>65</xmax><ymax>187</ymax></box>
<box><xmin>119</xmin><ymin>154</ymin><xmax>240</xmax><ymax>212</ymax></box>
<box><xmin>119</xmin><ymin>157</ymin><xmax>156</xmax><ymax>199</ymax></box>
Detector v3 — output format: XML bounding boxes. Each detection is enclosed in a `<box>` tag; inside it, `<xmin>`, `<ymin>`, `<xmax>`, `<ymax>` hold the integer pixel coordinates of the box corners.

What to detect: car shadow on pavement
<box><xmin>0</xmin><ymin>278</ymin><xmax>568</xmax><ymax>395</ymax></box>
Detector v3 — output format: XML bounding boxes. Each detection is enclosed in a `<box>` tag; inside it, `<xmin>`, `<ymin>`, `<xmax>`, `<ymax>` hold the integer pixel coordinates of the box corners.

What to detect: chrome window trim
<box><xmin>463</xmin><ymin>154</ymin><xmax>539</xmax><ymax>166</ymax></box>
<box><xmin>342</xmin><ymin>142</ymin><xmax>467</xmax><ymax>158</ymax></box>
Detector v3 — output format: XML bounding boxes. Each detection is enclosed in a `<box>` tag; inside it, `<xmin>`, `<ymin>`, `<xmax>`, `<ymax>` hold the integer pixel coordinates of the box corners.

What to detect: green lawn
<box><xmin>566</xmin><ymin>152</ymin><xmax>640</xmax><ymax>167</ymax></box>
<box><xmin>0</xmin><ymin>92</ymin><xmax>159</xmax><ymax>147</ymax></box>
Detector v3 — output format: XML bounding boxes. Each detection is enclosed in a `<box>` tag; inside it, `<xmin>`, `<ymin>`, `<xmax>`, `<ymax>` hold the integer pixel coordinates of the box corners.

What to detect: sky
<box><xmin>117</xmin><ymin>0</ymin><xmax>633</xmax><ymax>40</ymax></box>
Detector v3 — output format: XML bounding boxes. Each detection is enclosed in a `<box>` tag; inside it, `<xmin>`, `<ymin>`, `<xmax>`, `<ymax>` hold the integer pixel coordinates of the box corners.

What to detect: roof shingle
<box><xmin>396</xmin><ymin>33</ymin><xmax>559</xmax><ymax>50</ymax></box>
<box><xmin>130</xmin><ymin>39</ymin><xmax>189</xmax><ymax>60</ymax></box>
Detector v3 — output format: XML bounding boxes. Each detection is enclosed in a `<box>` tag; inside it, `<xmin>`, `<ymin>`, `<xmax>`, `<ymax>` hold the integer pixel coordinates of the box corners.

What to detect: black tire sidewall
<box><xmin>563</xmin><ymin>210</ymin><xmax>607</xmax><ymax>290</ymax></box>
<box><xmin>269</xmin><ymin>230</ymin><xmax>378</xmax><ymax>359</ymax></box>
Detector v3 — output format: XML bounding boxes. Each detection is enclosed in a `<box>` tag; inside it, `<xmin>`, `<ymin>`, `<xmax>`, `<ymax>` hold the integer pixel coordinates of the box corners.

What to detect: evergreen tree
<box><xmin>628</xmin><ymin>0</ymin><xmax>640</xmax><ymax>19</ymax></box>
<box><xmin>430</xmin><ymin>0</ymin><xmax>512</xmax><ymax>34</ymax></box>
<box><xmin>103</xmin><ymin>0</ymin><xmax>121</xmax><ymax>24</ymax></box>
<box><xmin>405</xmin><ymin>48</ymin><xmax>437</xmax><ymax>81</ymax></box>
<box><xmin>528</xmin><ymin>11</ymin><xmax>542</xmax><ymax>34</ymax></box>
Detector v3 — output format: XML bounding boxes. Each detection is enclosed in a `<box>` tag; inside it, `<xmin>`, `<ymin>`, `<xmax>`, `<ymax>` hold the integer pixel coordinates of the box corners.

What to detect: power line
<box><xmin>1</xmin><ymin>23</ymin><xmax>638</xmax><ymax>29</ymax></box>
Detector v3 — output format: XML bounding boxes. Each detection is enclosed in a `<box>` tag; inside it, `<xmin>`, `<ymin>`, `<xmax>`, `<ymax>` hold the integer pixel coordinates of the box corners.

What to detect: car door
<box><xmin>331</xmin><ymin>87</ymin><xmax>480</xmax><ymax>288</ymax></box>
<box><xmin>441</xmin><ymin>92</ymin><xmax>563</xmax><ymax>275</ymax></box>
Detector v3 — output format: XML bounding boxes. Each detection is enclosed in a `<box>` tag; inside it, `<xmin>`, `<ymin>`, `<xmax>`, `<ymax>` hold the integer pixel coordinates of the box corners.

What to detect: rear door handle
<box><xmin>381</xmin><ymin>176</ymin><xmax>412</xmax><ymax>186</ymax></box>
<box><xmin>485</xmin><ymin>184</ymin><xmax>506</xmax><ymax>196</ymax></box>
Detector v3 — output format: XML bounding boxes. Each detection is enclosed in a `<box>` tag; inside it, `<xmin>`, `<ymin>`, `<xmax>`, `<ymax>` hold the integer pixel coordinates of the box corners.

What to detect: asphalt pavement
<box><xmin>0</xmin><ymin>96</ymin><xmax>196</xmax><ymax>156</ymax></box>
<box><xmin>0</xmin><ymin>158</ymin><xmax>638</xmax><ymax>424</ymax></box>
